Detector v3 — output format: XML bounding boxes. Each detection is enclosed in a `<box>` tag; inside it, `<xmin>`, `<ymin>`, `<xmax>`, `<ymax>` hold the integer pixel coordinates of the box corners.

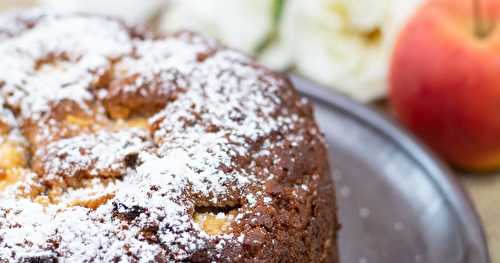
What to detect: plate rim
<box><xmin>290</xmin><ymin>75</ymin><xmax>491</xmax><ymax>263</ymax></box>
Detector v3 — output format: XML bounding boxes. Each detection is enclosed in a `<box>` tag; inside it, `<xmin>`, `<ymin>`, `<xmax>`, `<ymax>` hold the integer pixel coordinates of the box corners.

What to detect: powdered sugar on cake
<box><xmin>0</xmin><ymin>12</ymin><xmax>132</xmax><ymax>120</ymax></box>
<box><xmin>0</xmin><ymin>12</ymin><xmax>322</xmax><ymax>262</ymax></box>
<box><xmin>33</xmin><ymin>128</ymin><xmax>152</xmax><ymax>185</ymax></box>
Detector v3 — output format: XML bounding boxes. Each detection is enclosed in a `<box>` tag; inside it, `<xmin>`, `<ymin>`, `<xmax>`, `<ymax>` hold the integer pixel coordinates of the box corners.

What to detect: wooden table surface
<box><xmin>460</xmin><ymin>173</ymin><xmax>499</xmax><ymax>262</ymax></box>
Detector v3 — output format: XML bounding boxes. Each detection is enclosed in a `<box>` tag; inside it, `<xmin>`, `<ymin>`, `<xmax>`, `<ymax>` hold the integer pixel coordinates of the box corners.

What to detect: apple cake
<box><xmin>0</xmin><ymin>10</ymin><xmax>339</xmax><ymax>262</ymax></box>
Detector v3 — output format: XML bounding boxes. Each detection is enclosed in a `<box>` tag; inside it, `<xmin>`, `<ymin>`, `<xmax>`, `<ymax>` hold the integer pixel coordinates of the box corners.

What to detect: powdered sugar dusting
<box><xmin>0</xmin><ymin>12</ymin><xmax>133</xmax><ymax>120</ymax></box>
<box><xmin>33</xmin><ymin>128</ymin><xmax>152</xmax><ymax>185</ymax></box>
<box><xmin>0</xmin><ymin>12</ymin><xmax>325</xmax><ymax>262</ymax></box>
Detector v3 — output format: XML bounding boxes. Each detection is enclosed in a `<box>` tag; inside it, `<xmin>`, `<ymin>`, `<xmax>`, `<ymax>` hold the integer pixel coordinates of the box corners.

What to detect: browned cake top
<box><xmin>0</xmin><ymin>10</ymin><xmax>335</xmax><ymax>262</ymax></box>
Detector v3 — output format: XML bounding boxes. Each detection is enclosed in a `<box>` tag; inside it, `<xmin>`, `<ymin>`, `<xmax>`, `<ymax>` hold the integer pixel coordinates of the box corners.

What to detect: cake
<box><xmin>0</xmin><ymin>10</ymin><xmax>339</xmax><ymax>262</ymax></box>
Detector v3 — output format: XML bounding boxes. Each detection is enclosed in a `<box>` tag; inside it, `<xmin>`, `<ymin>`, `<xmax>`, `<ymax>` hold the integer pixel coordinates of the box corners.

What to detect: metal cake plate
<box><xmin>291</xmin><ymin>76</ymin><xmax>490</xmax><ymax>263</ymax></box>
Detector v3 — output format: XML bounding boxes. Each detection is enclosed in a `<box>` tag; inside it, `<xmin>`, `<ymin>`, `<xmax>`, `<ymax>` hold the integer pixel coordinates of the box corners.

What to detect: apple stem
<box><xmin>473</xmin><ymin>0</ymin><xmax>485</xmax><ymax>37</ymax></box>
<box><xmin>473</xmin><ymin>0</ymin><xmax>495</xmax><ymax>38</ymax></box>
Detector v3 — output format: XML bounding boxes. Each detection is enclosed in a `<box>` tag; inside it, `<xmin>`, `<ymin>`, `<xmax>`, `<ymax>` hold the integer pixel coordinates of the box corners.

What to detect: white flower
<box><xmin>273</xmin><ymin>0</ymin><xmax>423</xmax><ymax>101</ymax></box>
<box><xmin>159</xmin><ymin>0</ymin><xmax>276</xmax><ymax>54</ymax></box>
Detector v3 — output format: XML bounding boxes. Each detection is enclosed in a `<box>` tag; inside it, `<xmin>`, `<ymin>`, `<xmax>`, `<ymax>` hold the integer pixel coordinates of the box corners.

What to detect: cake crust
<box><xmin>0</xmin><ymin>11</ymin><xmax>339</xmax><ymax>263</ymax></box>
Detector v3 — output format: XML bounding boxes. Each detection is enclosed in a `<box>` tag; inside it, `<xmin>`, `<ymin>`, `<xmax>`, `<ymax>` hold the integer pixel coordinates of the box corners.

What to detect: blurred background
<box><xmin>0</xmin><ymin>0</ymin><xmax>498</xmax><ymax>260</ymax></box>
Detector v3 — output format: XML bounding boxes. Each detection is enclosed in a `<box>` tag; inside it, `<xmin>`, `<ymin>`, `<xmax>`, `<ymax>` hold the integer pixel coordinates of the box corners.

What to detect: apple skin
<box><xmin>390</xmin><ymin>0</ymin><xmax>500</xmax><ymax>171</ymax></box>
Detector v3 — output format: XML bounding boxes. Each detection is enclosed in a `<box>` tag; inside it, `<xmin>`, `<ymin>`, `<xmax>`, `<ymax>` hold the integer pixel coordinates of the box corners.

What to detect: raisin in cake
<box><xmin>0</xmin><ymin>10</ymin><xmax>339</xmax><ymax>263</ymax></box>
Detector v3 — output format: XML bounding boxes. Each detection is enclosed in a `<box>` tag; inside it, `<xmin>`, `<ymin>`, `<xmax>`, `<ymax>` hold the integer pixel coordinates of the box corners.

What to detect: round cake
<box><xmin>0</xmin><ymin>11</ymin><xmax>339</xmax><ymax>262</ymax></box>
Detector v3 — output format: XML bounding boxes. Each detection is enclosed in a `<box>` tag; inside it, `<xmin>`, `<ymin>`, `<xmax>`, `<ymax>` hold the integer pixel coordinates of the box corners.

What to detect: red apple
<box><xmin>390</xmin><ymin>0</ymin><xmax>500</xmax><ymax>171</ymax></box>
